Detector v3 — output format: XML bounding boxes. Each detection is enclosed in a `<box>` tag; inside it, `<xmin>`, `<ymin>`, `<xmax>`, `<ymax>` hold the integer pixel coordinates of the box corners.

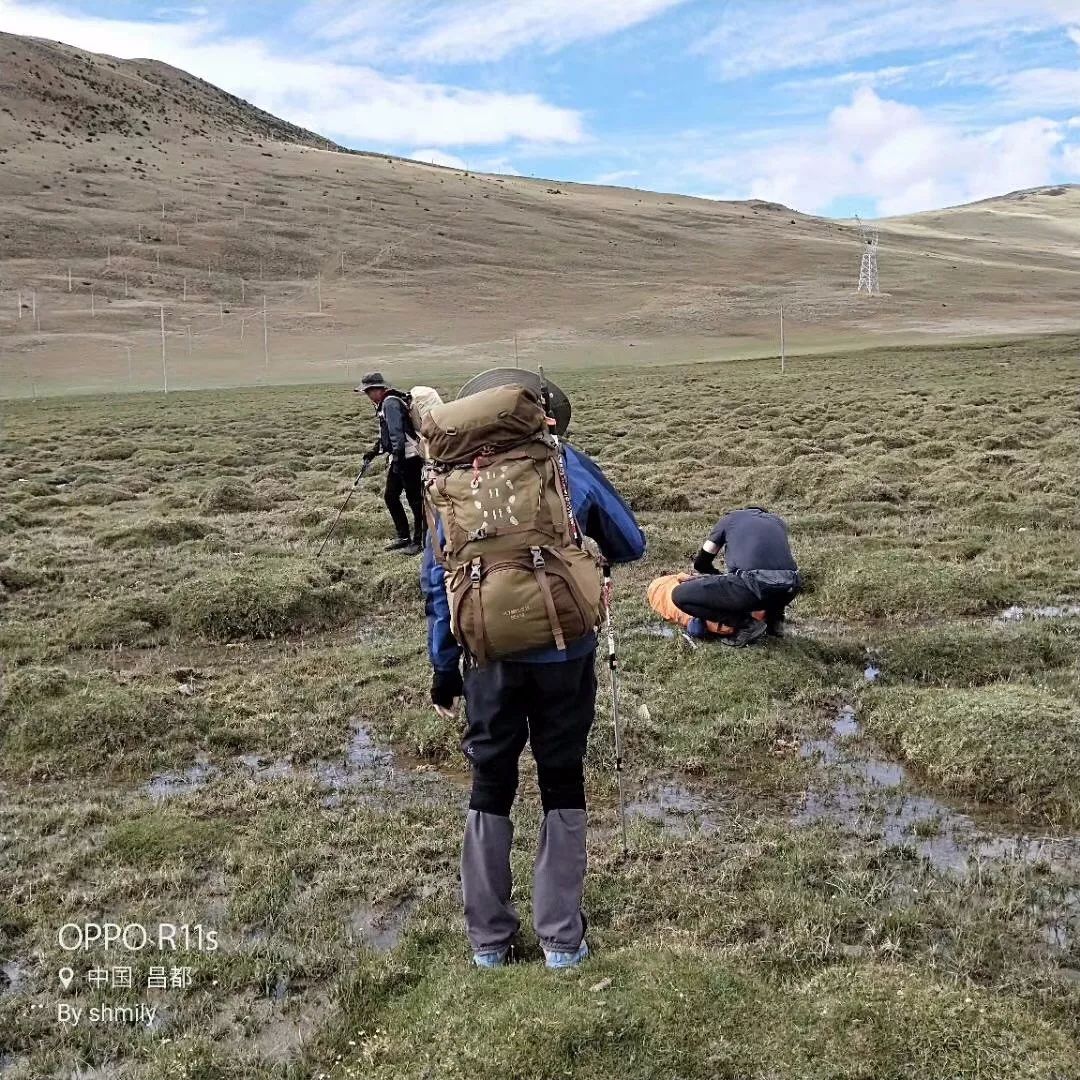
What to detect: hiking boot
<box><xmin>766</xmin><ymin>619</ymin><xmax>785</xmax><ymax>639</ymax></box>
<box><xmin>384</xmin><ymin>537</ymin><xmax>412</xmax><ymax>551</ymax></box>
<box><xmin>721</xmin><ymin>619</ymin><xmax>768</xmax><ymax>648</ymax></box>
<box><xmin>402</xmin><ymin>541</ymin><xmax>422</xmax><ymax>556</ymax></box>
<box><xmin>472</xmin><ymin>946</ymin><xmax>510</xmax><ymax>969</ymax></box>
<box><xmin>543</xmin><ymin>941</ymin><xmax>589</xmax><ymax>970</ymax></box>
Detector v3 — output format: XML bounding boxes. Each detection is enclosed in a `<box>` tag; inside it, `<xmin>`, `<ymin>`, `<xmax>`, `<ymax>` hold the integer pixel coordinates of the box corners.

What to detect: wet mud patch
<box><xmin>797</xmin><ymin>704</ymin><xmax>1080</xmax><ymax>956</ymax></box>
<box><xmin>1000</xmin><ymin>604</ymin><xmax>1080</xmax><ymax>622</ymax></box>
<box><xmin>210</xmin><ymin>987</ymin><xmax>332</xmax><ymax>1065</ymax></box>
<box><xmin>144</xmin><ymin>721</ymin><xmax>465</xmax><ymax>809</ymax></box>
<box><xmin>625</xmin><ymin>780</ymin><xmax>723</xmax><ymax>836</ymax></box>
<box><xmin>796</xmin><ymin>704</ymin><xmax>1080</xmax><ymax>877</ymax></box>
<box><xmin>346</xmin><ymin>893</ymin><xmax>422</xmax><ymax>954</ymax></box>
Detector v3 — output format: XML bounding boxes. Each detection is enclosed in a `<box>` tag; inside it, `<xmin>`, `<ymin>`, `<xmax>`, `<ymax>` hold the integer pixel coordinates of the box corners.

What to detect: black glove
<box><xmin>431</xmin><ymin>667</ymin><xmax>463</xmax><ymax>709</ymax></box>
<box><xmin>693</xmin><ymin>549</ymin><xmax>719</xmax><ymax>575</ymax></box>
<box><xmin>362</xmin><ymin>449</ymin><xmax>377</xmax><ymax>465</ymax></box>
<box><xmin>391</xmin><ymin>451</ymin><xmax>407</xmax><ymax>475</ymax></box>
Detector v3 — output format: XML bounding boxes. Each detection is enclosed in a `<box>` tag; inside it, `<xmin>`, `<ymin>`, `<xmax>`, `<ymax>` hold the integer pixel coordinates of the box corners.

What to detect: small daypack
<box><xmin>408</xmin><ymin>386</ymin><xmax>444</xmax><ymax>440</ymax></box>
<box><xmin>421</xmin><ymin>385</ymin><xmax>603</xmax><ymax>664</ymax></box>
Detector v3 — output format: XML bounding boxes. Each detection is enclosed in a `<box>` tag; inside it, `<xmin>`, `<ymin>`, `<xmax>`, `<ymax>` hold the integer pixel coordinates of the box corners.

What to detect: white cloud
<box><xmin>408</xmin><ymin>148</ymin><xmax>468</xmax><ymax>169</ymax></box>
<box><xmin>698</xmin><ymin>1</ymin><xmax>1080</xmax><ymax>80</ymax></box>
<box><xmin>591</xmin><ymin>169</ymin><xmax>642</xmax><ymax>185</ymax></box>
<box><xmin>0</xmin><ymin>0</ymin><xmax>585</xmax><ymax>146</ymax></box>
<box><xmin>999</xmin><ymin>67</ymin><xmax>1080</xmax><ymax>110</ymax></box>
<box><xmin>408</xmin><ymin>0</ymin><xmax>687</xmax><ymax>63</ymax></box>
<box><xmin>308</xmin><ymin>0</ymin><xmax>689</xmax><ymax>64</ymax></box>
<box><xmin>686</xmin><ymin>87</ymin><xmax>1073</xmax><ymax>215</ymax></box>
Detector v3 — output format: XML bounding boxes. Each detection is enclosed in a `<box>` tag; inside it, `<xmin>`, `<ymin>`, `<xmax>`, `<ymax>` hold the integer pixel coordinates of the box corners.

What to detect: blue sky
<box><xmin>2</xmin><ymin>0</ymin><xmax>1079</xmax><ymax>216</ymax></box>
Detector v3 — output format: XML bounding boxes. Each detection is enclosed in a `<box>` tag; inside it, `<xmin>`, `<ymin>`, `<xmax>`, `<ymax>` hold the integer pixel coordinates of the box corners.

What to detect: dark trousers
<box><xmin>384</xmin><ymin>457</ymin><xmax>424</xmax><ymax>541</ymax></box>
<box><xmin>462</xmin><ymin>652</ymin><xmax>597</xmax><ymax>817</ymax></box>
<box><xmin>673</xmin><ymin>571</ymin><xmax>800</xmax><ymax>629</ymax></box>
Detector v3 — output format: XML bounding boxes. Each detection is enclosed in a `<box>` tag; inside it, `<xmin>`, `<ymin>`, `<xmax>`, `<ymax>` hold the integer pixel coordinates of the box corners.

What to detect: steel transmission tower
<box><xmin>855</xmin><ymin>214</ymin><xmax>880</xmax><ymax>295</ymax></box>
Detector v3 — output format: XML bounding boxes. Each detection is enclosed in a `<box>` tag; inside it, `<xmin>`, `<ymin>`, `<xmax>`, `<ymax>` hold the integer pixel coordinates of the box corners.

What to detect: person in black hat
<box><xmin>356</xmin><ymin>372</ymin><xmax>424</xmax><ymax>555</ymax></box>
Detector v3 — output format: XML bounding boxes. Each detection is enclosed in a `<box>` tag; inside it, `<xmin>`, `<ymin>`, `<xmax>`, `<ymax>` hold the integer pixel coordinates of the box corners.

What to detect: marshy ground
<box><xmin>2</xmin><ymin>334</ymin><xmax>1079</xmax><ymax>1078</ymax></box>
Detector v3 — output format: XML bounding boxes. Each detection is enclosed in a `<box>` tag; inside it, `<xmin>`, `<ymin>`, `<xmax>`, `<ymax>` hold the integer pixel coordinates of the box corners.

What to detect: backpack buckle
<box><xmin>467</xmin><ymin>527</ymin><xmax>489</xmax><ymax>542</ymax></box>
<box><xmin>470</xmin><ymin>558</ymin><xmax>482</xmax><ymax>583</ymax></box>
<box><xmin>530</xmin><ymin>547</ymin><xmax>545</xmax><ymax>569</ymax></box>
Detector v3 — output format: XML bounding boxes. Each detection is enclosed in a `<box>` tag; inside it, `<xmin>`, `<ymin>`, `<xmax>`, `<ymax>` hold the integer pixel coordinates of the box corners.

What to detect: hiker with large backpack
<box><xmin>674</xmin><ymin>506</ymin><xmax>802</xmax><ymax>644</ymax></box>
<box><xmin>419</xmin><ymin>369</ymin><xmax>645</xmax><ymax>970</ymax></box>
<box><xmin>356</xmin><ymin>371</ymin><xmax>430</xmax><ymax>555</ymax></box>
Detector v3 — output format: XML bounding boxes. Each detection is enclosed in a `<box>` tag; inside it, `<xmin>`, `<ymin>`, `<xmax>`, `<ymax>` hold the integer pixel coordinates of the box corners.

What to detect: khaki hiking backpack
<box><xmin>408</xmin><ymin>386</ymin><xmax>444</xmax><ymax>457</ymax></box>
<box><xmin>421</xmin><ymin>385</ymin><xmax>603</xmax><ymax>664</ymax></box>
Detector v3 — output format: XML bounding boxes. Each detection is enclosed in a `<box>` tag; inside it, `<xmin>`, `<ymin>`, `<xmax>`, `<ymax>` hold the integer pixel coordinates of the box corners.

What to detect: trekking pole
<box><xmin>603</xmin><ymin>566</ymin><xmax>629</xmax><ymax>857</ymax></box>
<box><xmin>316</xmin><ymin>460</ymin><xmax>371</xmax><ymax>557</ymax></box>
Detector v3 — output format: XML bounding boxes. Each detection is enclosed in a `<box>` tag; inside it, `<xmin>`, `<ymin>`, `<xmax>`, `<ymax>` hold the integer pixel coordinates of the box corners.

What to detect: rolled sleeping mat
<box><xmin>457</xmin><ymin>367</ymin><xmax>571</xmax><ymax>436</ymax></box>
<box><xmin>647</xmin><ymin>574</ymin><xmax>731</xmax><ymax>636</ymax></box>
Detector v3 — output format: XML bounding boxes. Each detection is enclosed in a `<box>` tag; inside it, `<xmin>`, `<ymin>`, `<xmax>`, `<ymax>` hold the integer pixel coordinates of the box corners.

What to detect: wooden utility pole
<box><xmin>160</xmin><ymin>306</ymin><xmax>168</xmax><ymax>393</ymax></box>
<box><xmin>780</xmin><ymin>302</ymin><xmax>786</xmax><ymax>374</ymax></box>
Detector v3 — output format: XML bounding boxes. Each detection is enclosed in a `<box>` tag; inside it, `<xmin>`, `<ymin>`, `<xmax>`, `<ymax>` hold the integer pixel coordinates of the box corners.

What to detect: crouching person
<box><xmin>420</xmin><ymin>371</ymin><xmax>645</xmax><ymax>969</ymax></box>
<box><xmin>675</xmin><ymin>506</ymin><xmax>801</xmax><ymax>644</ymax></box>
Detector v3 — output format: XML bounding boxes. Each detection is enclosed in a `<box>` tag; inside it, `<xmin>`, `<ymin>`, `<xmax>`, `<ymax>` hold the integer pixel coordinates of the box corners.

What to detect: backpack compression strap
<box><xmin>531</xmin><ymin>547</ymin><xmax>567</xmax><ymax>653</ymax></box>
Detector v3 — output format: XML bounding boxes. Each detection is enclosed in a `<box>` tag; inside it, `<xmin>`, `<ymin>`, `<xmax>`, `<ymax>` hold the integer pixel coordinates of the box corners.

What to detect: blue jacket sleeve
<box><xmin>564</xmin><ymin>445</ymin><xmax>646</xmax><ymax>565</ymax></box>
<box><xmin>421</xmin><ymin>530</ymin><xmax>461</xmax><ymax>672</ymax></box>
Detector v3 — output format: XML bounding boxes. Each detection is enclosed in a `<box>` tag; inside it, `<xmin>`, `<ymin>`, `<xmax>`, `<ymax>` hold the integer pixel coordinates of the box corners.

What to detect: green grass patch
<box><xmin>865</xmin><ymin>683</ymin><xmax>1080</xmax><ymax>824</ymax></box>
<box><xmin>167</xmin><ymin>561</ymin><xmax>360</xmax><ymax>641</ymax></box>
<box><xmin>99</xmin><ymin>517</ymin><xmax>219</xmax><ymax>549</ymax></box>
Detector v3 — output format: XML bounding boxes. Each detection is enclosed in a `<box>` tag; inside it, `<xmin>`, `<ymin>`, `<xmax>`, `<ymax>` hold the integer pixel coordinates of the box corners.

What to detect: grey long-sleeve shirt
<box><xmin>700</xmin><ymin>508</ymin><xmax>797</xmax><ymax>572</ymax></box>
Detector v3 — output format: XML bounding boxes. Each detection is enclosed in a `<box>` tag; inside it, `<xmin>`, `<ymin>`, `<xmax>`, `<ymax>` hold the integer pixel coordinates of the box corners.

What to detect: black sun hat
<box><xmin>354</xmin><ymin>371</ymin><xmax>391</xmax><ymax>393</ymax></box>
<box><xmin>456</xmin><ymin>368</ymin><xmax>572</xmax><ymax>435</ymax></box>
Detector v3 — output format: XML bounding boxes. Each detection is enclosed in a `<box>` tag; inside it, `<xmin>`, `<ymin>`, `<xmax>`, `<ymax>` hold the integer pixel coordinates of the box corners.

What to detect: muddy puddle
<box><xmin>625</xmin><ymin>781</ymin><xmax>721</xmax><ymax>836</ymax></box>
<box><xmin>1</xmin><ymin>960</ymin><xmax>26</xmax><ymax>995</ymax></box>
<box><xmin>796</xmin><ymin>706</ymin><xmax>1080</xmax><ymax>881</ymax></box>
<box><xmin>347</xmin><ymin>893</ymin><xmax>421</xmax><ymax>953</ymax></box>
<box><xmin>145</xmin><ymin>722</ymin><xmax>464</xmax><ymax>807</ymax></box>
<box><xmin>147</xmin><ymin>754</ymin><xmax>217</xmax><ymax>800</ymax></box>
<box><xmin>1000</xmin><ymin>604</ymin><xmax>1080</xmax><ymax>621</ymax></box>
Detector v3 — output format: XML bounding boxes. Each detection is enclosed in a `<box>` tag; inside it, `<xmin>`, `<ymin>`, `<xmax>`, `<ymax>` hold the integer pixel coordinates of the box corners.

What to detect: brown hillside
<box><xmin>2</xmin><ymin>30</ymin><xmax>1079</xmax><ymax>396</ymax></box>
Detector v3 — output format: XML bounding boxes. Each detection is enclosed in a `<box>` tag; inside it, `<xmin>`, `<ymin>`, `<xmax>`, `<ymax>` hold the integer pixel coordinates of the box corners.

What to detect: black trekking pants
<box><xmin>384</xmin><ymin>457</ymin><xmax>424</xmax><ymax>541</ymax></box>
<box><xmin>672</xmin><ymin>572</ymin><xmax>800</xmax><ymax>628</ymax></box>
<box><xmin>462</xmin><ymin>651</ymin><xmax>597</xmax><ymax>818</ymax></box>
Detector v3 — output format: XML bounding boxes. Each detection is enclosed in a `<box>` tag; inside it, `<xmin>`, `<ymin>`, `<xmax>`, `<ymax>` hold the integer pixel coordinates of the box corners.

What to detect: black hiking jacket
<box><xmin>367</xmin><ymin>391</ymin><xmax>416</xmax><ymax>460</ymax></box>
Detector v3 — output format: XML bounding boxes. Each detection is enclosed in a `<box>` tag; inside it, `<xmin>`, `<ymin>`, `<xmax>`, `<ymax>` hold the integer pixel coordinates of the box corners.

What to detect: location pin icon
<box><xmin>58</xmin><ymin>967</ymin><xmax>74</xmax><ymax>990</ymax></box>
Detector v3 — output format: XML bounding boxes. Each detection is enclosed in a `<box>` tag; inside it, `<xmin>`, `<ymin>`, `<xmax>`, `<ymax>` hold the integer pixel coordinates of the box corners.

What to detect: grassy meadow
<box><xmin>2</xmin><ymin>334</ymin><xmax>1079</xmax><ymax>1078</ymax></box>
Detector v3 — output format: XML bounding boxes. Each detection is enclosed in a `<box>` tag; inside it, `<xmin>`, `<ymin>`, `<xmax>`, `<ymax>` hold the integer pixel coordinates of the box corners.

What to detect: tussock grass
<box><xmin>99</xmin><ymin>517</ymin><xmax>218</xmax><ymax>549</ymax></box>
<box><xmin>167</xmin><ymin>561</ymin><xmax>359</xmax><ymax>641</ymax></box>
<box><xmin>65</xmin><ymin>592</ymin><xmax>171</xmax><ymax>647</ymax></box>
<box><xmin>66</xmin><ymin>481</ymin><xmax>136</xmax><ymax>506</ymax></box>
<box><xmin>808</xmin><ymin>548</ymin><xmax>1007</xmax><ymax>618</ymax></box>
<box><xmin>865</xmin><ymin>684</ymin><xmax>1080</xmax><ymax>825</ymax></box>
<box><xmin>0</xmin><ymin>666</ymin><xmax>210</xmax><ymax>776</ymax></box>
<box><xmin>200</xmin><ymin>477</ymin><xmax>271</xmax><ymax>513</ymax></box>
